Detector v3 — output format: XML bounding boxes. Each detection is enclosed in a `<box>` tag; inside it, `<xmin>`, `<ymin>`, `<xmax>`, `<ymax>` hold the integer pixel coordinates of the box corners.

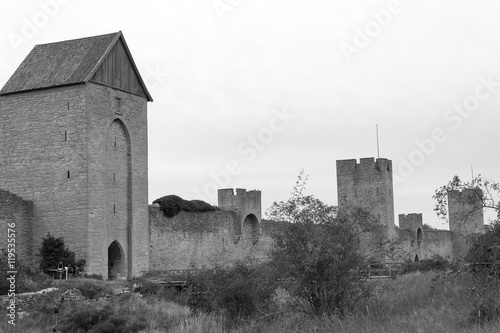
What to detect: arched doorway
<box><xmin>414</xmin><ymin>254</ymin><xmax>419</xmax><ymax>262</ymax></box>
<box><xmin>108</xmin><ymin>241</ymin><xmax>126</xmax><ymax>279</ymax></box>
<box><xmin>243</xmin><ymin>214</ymin><xmax>259</xmax><ymax>245</ymax></box>
<box><xmin>106</xmin><ymin>119</ymin><xmax>132</xmax><ymax>279</ymax></box>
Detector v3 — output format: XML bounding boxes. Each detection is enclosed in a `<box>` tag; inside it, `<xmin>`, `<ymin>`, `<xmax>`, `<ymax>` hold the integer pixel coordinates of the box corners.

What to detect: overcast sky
<box><xmin>1</xmin><ymin>0</ymin><xmax>499</xmax><ymax>229</ymax></box>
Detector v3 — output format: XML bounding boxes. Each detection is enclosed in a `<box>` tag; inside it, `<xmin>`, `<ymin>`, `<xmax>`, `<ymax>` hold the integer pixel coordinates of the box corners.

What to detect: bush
<box><xmin>59</xmin><ymin>303</ymin><xmax>114</xmax><ymax>332</ymax></box>
<box><xmin>466</xmin><ymin>221</ymin><xmax>500</xmax><ymax>277</ymax></box>
<box><xmin>58</xmin><ymin>302</ymin><xmax>146</xmax><ymax>333</ymax></box>
<box><xmin>186</xmin><ymin>262</ymin><xmax>279</xmax><ymax>324</ymax></box>
<box><xmin>153</xmin><ymin>195</ymin><xmax>217</xmax><ymax>218</ymax></box>
<box><xmin>0</xmin><ymin>250</ymin><xmax>51</xmax><ymax>295</ymax></box>
<box><xmin>401</xmin><ymin>257</ymin><xmax>450</xmax><ymax>274</ymax></box>
<box><xmin>467</xmin><ymin>281</ymin><xmax>500</xmax><ymax>326</ymax></box>
<box><xmin>39</xmin><ymin>233</ymin><xmax>80</xmax><ymax>274</ymax></box>
<box><xmin>76</xmin><ymin>280</ymin><xmax>112</xmax><ymax>299</ymax></box>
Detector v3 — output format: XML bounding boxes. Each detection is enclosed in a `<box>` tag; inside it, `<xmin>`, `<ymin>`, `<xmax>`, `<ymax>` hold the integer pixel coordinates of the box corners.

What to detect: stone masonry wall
<box><xmin>149</xmin><ymin>206</ymin><xmax>275</xmax><ymax>271</ymax></box>
<box><xmin>0</xmin><ymin>82</ymin><xmax>149</xmax><ymax>279</ymax></box>
<box><xmin>337</xmin><ymin>158</ymin><xmax>396</xmax><ymax>238</ymax></box>
<box><xmin>0</xmin><ymin>190</ymin><xmax>33</xmax><ymax>259</ymax></box>
<box><xmin>85</xmin><ymin>82</ymin><xmax>149</xmax><ymax>278</ymax></box>
<box><xmin>0</xmin><ymin>85</ymin><xmax>89</xmax><ymax>260</ymax></box>
<box><xmin>421</xmin><ymin>230</ymin><xmax>453</xmax><ymax>260</ymax></box>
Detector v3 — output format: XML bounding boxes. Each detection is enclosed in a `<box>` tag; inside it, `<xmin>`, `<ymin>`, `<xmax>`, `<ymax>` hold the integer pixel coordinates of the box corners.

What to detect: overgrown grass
<box><xmin>1</xmin><ymin>272</ymin><xmax>500</xmax><ymax>332</ymax></box>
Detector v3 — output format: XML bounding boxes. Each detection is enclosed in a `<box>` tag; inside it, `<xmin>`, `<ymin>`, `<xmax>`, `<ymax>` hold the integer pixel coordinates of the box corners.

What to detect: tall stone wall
<box><xmin>0</xmin><ymin>190</ymin><xmax>33</xmax><ymax>260</ymax></box>
<box><xmin>218</xmin><ymin>189</ymin><xmax>262</xmax><ymax>244</ymax></box>
<box><xmin>0</xmin><ymin>82</ymin><xmax>149</xmax><ymax>279</ymax></box>
<box><xmin>0</xmin><ymin>85</ymin><xmax>90</xmax><ymax>259</ymax></box>
<box><xmin>421</xmin><ymin>230</ymin><xmax>453</xmax><ymax>260</ymax></box>
<box><xmin>448</xmin><ymin>188</ymin><xmax>484</xmax><ymax>259</ymax></box>
<box><xmin>337</xmin><ymin>158</ymin><xmax>396</xmax><ymax>238</ymax></box>
<box><xmin>85</xmin><ymin>82</ymin><xmax>149</xmax><ymax>279</ymax></box>
<box><xmin>149</xmin><ymin>206</ymin><xmax>275</xmax><ymax>271</ymax></box>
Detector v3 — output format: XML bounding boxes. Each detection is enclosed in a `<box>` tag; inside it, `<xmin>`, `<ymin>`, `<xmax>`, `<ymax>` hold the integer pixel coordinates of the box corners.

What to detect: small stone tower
<box><xmin>218</xmin><ymin>189</ymin><xmax>261</xmax><ymax>245</ymax></box>
<box><xmin>399</xmin><ymin>213</ymin><xmax>424</xmax><ymax>261</ymax></box>
<box><xmin>336</xmin><ymin>158</ymin><xmax>396</xmax><ymax>238</ymax></box>
<box><xmin>0</xmin><ymin>32</ymin><xmax>153</xmax><ymax>279</ymax></box>
<box><xmin>448</xmin><ymin>188</ymin><xmax>484</xmax><ymax>258</ymax></box>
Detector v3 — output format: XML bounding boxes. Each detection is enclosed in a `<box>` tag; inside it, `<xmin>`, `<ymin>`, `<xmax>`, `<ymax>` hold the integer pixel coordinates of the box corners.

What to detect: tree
<box><xmin>433</xmin><ymin>174</ymin><xmax>500</xmax><ymax>221</ymax></box>
<box><xmin>266</xmin><ymin>171</ymin><xmax>385</xmax><ymax>316</ymax></box>
<box><xmin>39</xmin><ymin>233</ymin><xmax>78</xmax><ymax>273</ymax></box>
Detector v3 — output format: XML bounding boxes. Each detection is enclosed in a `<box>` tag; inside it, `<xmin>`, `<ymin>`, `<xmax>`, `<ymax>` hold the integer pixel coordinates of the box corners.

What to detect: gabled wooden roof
<box><xmin>0</xmin><ymin>31</ymin><xmax>153</xmax><ymax>101</ymax></box>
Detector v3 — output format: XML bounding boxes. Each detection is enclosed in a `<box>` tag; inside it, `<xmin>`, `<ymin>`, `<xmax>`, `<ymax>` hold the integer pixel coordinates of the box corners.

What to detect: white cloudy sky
<box><xmin>1</xmin><ymin>0</ymin><xmax>500</xmax><ymax>229</ymax></box>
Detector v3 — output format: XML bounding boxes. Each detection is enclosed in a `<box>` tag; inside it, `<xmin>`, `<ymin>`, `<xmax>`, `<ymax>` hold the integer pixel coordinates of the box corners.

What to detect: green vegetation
<box><xmin>153</xmin><ymin>195</ymin><xmax>218</xmax><ymax>218</ymax></box>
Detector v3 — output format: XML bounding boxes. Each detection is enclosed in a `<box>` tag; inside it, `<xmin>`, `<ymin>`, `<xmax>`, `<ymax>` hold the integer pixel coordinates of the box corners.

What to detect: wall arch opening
<box><xmin>106</xmin><ymin>119</ymin><xmax>132</xmax><ymax>278</ymax></box>
<box><xmin>243</xmin><ymin>214</ymin><xmax>259</xmax><ymax>245</ymax></box>
<box><xmin>108</xmin><ymin>241</ymin><xmax>126</xmax><ymax>279</ymax></box>
<box><xmin>414</xmin><ymin>254</ymin><xmax>419</xmax><ymax>262</ymax></box>
<box><xmin>416</xmin><ymin>228</ymin><xmax>422</xmax><ymax>247</ymax></box>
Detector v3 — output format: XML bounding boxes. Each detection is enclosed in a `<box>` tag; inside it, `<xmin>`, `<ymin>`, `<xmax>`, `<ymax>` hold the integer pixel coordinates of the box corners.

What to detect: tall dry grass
<box><xmin>1</xmin><ymin>272</ymin><xmax>500</xmax><ymax>333</ymax></box>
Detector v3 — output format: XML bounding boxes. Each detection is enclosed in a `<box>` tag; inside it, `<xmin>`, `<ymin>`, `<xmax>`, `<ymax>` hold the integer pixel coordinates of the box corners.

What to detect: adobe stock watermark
<box><xmin>142</xmin><ymin>66</ymin><xmax>169</xmax><ymax>91</ymax></box>
<box><xmin>7</xmin><ymin>0</ymin><xmax>73</xmax><ymax>53</ymax></box>
<box><xmin>340</xmin><ymin>0</ymin><xmax>403</xmax><ymax>64</ymax></box>
<box><xmin>394</xmin><ymin>75</ymin><xmax>499</xmax><ymax>184</ymax></box>
<box><xmin>213</xmin><ymin>0</ymin><xmax>243</xmax><ymax>21</ymax></box>
<box><xmin>192</xmin><ymin>107</ymin><xmax>295</xmax><ymax>202</ymax></box>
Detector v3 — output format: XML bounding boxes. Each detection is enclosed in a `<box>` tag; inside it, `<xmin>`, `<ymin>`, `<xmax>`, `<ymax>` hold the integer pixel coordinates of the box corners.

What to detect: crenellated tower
<box><xmin>448</xmin><ymin>188</ymin><xmax>484</xmax><ymax>258</ymax></box>
<box><xmin>218</xmin><ymin>189</ymin><xmax>261</xmax><ymax>244</ymax></box>
<box><xmin>336</xmin><ymin>157</ymin><xmax>396</xmax><ymax>238</ymax></box>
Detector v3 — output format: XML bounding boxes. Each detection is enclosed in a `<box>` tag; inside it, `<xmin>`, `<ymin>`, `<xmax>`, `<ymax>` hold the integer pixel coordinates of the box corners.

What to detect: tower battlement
<box><xmin>336</xmin><ymin>157</ymin><xmax>392</xmax><ymax>173</ymax></box>
<box><xmin>218</xmin><ymin>188</ymin><xmax>261</xmax><ymax>210</ymax></box>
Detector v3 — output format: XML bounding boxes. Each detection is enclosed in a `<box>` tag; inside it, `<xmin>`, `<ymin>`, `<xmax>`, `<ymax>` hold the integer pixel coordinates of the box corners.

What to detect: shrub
<box><xmin>88</xmin><ymin>315</ymin><xmax>147</xmax><ymax>333</ymax></box>
<box><xmin>401</xmin><ymin>257</ymin><xmax>450</xmax><ymax>274</ymax></box>
<box><xmin>39</xmin><ymin>233</ymin><xmax>79</xmax><ymax>274</ymax></box>
<box><xmin>58</xmin><ymin>303</ymin><xmax>146</xmax><ymax>333</ymax></box>
<box><xmin>466</xmin><ymin>221</ymin><xmax>500</xmax><ymax>277</ymax></box>
<box><xmin>153</xmin><ymin>195</ymin><xmax>217</xmax><ymax>218</ymax></box>
<box><xmin>76</xmin><ymin>280</ymin><xmax>112</xmax><ymax>299</ymax></box>
<box><xmin>467</xmin><ymin>281</ymin><xmax>500</xmax><ymax>326</ymax></box>
<box><xmin>186</xmin><ymin>261</ymin><xmax>279</xmax><ymax>324</ymax></box>
<box><xmin>267</xmin><ymin>172</ymin><xmax>382</xmax><ymax>317</ymax></box>
<box><xmin>0</xmin><ymin>249</ymin><xmax>51</xmax><ymax>295</ymax></box>
<box><xmin>59</xmin><ymin>303</ymin><xmax>114</xmax><ymax>332</ymax></box>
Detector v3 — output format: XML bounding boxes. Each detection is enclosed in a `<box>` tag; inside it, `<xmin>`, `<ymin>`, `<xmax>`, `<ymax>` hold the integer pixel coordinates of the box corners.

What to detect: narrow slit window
<box><xmin>67</xmin><ymin>171</ymin><xmax>70</xmax><ymax>178</ymax></box>
<box><xmin>115</xmin><ymin>97</ymin><xmax>122</xmax><ymax>114</ymax></box>
<box><xmin>113</xmin><ymin>204</ymin><xmax>116</xmax><ymax>214</ymax></box>
<box><xmin>114</xmin><ymin>137</ymin><xmax>117</xmax><ymax>148</ymax></box>
<box><xmin>113</xmin><ymin>173</ymin><xmax>116</xmax><ymax>182</ymax></box>
<box><xmin>64</xmin><ymin>131</ymin><xmax>67</xmax><ymax>141</ymax></box>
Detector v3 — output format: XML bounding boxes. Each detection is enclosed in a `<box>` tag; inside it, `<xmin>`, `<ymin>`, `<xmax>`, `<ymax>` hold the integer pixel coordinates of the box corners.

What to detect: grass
<box><xmin>1</xmin><ymin>272</ymin><xmax>500</xmax><ymax>332</ymax></box>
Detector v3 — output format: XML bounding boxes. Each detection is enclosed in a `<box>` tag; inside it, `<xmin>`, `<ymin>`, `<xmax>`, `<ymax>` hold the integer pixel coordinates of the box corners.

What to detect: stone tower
<box><xmin>0</xmin><ymin>32</ymin><xmax>153</xmax><ymax>279</ymax></box>
<box><xmin>398</xmin><ymin>213</ymin><xmax>423</xmax><ymax>261</ymax></box>
<box><xmin>448</xmin><ymin>188</ymin><xmax>484</xmax><ymax>258</ymax></box>
<box><xmin>218</xmin><ymin>189</ymin><xmax>262</xmax><ymax>245</ymax></box>
<box><xmin>336</xmin><ymin>158</ymin><xmax>396</xmax><ymax>238</ymax></box>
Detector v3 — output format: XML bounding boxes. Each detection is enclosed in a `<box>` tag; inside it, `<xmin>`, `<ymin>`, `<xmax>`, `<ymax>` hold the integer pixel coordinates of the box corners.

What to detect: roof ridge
<box><xmin>33</xmin><ymin>31</ymin><xmax>120</xmax><ymax>47</ymax></box>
